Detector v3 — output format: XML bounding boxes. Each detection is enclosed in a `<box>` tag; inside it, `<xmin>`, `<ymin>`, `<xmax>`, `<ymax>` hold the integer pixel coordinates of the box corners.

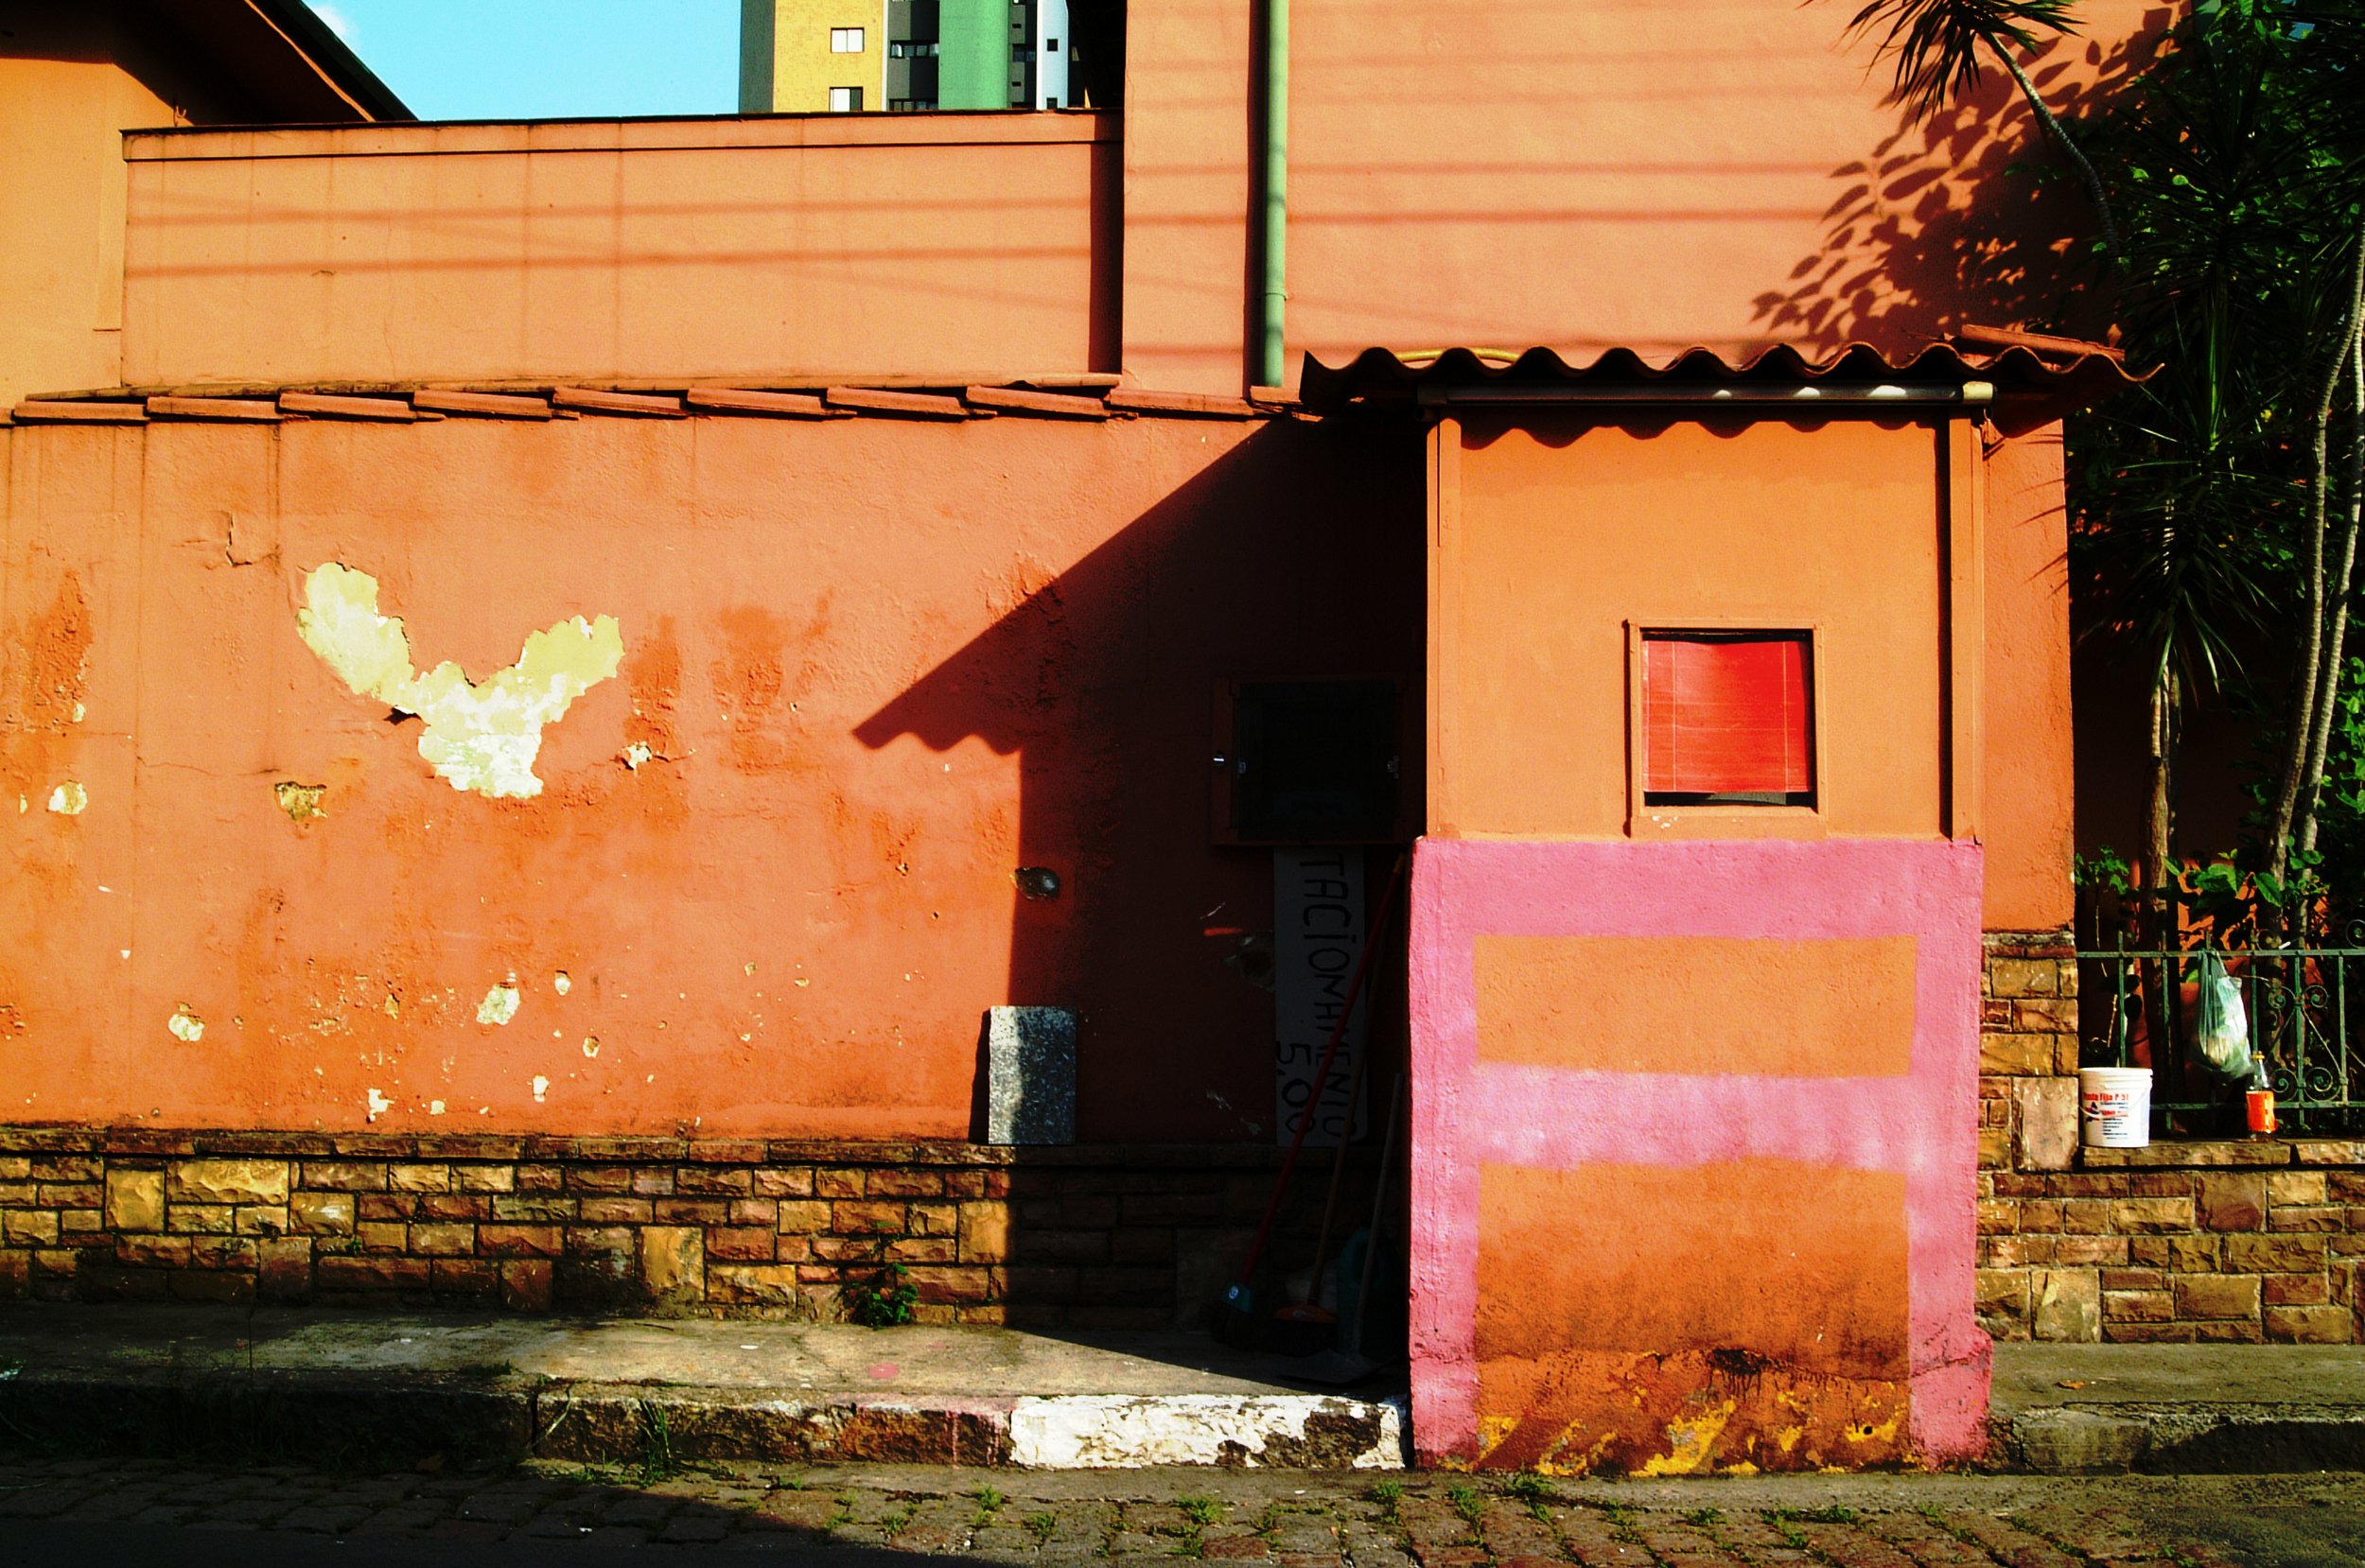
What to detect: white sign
<box><xmin>1274</xmin><ymin>846</ymin><xmax>1367</xmax><ymax>1147</ymax></box>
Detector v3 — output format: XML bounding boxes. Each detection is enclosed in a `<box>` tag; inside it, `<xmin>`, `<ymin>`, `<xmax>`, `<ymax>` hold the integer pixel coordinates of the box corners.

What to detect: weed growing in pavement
<box><xmin>1767</xmin><ymin>1509</ymin><xmax>1811</xmax><ymax>1548</ymax></box>
<box><xmin>1178</xmin><ymin>1496</ymin><xmax>1224</xmax><ymax>1525</ymax></box>
<box><xmin>845</xmin><ymin>1258</ymin><xmax>920</xmax><ymax>1327</ymax></box>
<box><xmin>1367</xmin><ymin>1478</ymin><xmax>1404</xmax><ymax>1512</ymax></box>
<box><xmin>830</xmin><ymin>1493</ymin><xmax>858</xmax><ymax>1529</ymax></box>
<box><xmin>1796</xmin><ymin>1505</ymin><xmax>1860</xmax><ymax>1524</ymax></box>
<box><xmin>633</xmin><ymin>1401</ymin><xmax>679</xmax><ymax>1485</ymax></box>
<box><xmin>1024</xmin><ymin>1511</ymin><xmax>1060</xmax><ymax>1542</ymax></box>
<box><xmin>1445</xmin><ymin>1483</ymin><xmax>1483</xmax><ymax>1524</ymax></box>
<box><xmin>1501</xmin><ymin>1471</ymin><xmax>1556</xmax><ymax>1518</ymax></box>
<box><xmin>1685</xmin><ymin>1507</ymin><xmax>1723</xmax><ymax>1526</ymax></box>
<box><xmin>1597</xmin><ymin>1502</ymin><xmax>1640</xmax><ymax>1542</ymax></box>
<box><xmin>880</xmin><ymin>1504</ymin><xmax>916</xmax><ymax>1535</ymax></box>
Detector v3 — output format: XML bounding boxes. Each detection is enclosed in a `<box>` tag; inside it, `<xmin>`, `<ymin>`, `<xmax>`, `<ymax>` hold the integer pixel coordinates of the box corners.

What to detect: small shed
<box><xmin>1303</xmin><ymin>343</ymin><xmax>2137</xmax><ymax>1472</ymax></box>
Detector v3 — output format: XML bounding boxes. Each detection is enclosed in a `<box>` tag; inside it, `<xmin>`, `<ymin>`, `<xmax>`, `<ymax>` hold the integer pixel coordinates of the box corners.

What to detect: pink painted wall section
<box><xmin>1408</xmin><ymin>836</ymin><xmax>1988</xmax><ymax>1472</ymax></box>
<box><xmin>119</xmin><ymin>114</ymin><xmax>1117</xmax><ymax>389</ymax></box>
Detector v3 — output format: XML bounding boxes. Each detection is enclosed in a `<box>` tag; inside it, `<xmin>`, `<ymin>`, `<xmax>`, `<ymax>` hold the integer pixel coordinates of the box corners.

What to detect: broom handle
<box><xmin>1232</xmin><ymin>852</ymin><xmax>1408</xmax><ymax>1291</ymax></box>
<box><xmin>1356</xmin><ymin>1071</ymin><xmax>1407</xmax><ymax>1323</ymax></box>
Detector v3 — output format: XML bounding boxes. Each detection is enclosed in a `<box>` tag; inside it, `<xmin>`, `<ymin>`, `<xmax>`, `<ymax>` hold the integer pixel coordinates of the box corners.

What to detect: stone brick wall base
<box><xmin>1977</xmin><ymin>928</ymin><xmax>2365</xmax><ymax>1345</ymax></box>
<box><xmin>0</xmin><ymin>1130</ymin><xmax>1376</xmax><ymax>1328</ymax></box>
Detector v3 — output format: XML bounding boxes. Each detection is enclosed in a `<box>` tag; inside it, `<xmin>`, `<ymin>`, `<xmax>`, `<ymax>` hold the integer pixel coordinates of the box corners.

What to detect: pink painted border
<box><xmin>1407</xmin><ymin>836</ymin><xmax>1989</xmax><ymax>1466</ymax></box>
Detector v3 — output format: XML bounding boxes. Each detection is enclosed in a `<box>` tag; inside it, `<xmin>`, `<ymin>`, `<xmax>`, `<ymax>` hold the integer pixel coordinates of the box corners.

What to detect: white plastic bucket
<box><xmin>2079</xmin><ymin>1067</ymin><xmax>2153</xmax><ymax>1149</ymax></box>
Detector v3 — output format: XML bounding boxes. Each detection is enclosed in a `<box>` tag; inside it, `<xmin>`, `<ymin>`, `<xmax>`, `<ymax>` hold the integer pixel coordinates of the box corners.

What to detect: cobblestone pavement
<box><xmin>1</xmin><ymin>1456</ymin><xmax>2359</xmax><ymax>1565</ymax></box>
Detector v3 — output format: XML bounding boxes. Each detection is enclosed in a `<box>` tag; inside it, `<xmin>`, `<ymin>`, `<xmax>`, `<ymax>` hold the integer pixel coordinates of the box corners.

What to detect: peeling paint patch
<box><xmin>531</xmin><ymin>1074</ymin><xmax>551</xmax><ymax>1103</ymax></box>
<box><xmin>582</xmin><ymin>1036</ymin><xmax>600</xmax><ymax>1058</ymax></box>
<box><xmin>429</xmin><ymin>1100</ymin><xmax>447</xmax><ymax>1116</ymax></box>
<box><xmin>366</xmin><ymin>1088</ymin><xmax>392</xmax><ymax>1121</ymax></box>
<box><xmin>621</xmin><ymin>740</ymin><xmax>654</xmax><ymax>769</ymax></box>
<box><xmin>295</xmin><ymin>563</ymin><xmax>623</xmax><ymax>799</ymax></box>
<box><xmin>553</xmin><ymin>971</ymin><xmax>572</xmax><ymax>996</ymax></box>
<box><xmin>274</xmin><ymin>781</ymin><xmax>327</xmax><ymax>823</ymax></box>
<box><xmin>46</xmin><ymin>782</ymin><xmax>87</xmax><ymax>815</ymax></box>
<box><xmin>477</xmin><ymin>984</ymin><xmax>521</xmax><ymax>1026</ymax></box>
<box><xmin>166</xmin><ymin>1006</ymin><xmax>204</xmax><ymax>1043</ymax></box>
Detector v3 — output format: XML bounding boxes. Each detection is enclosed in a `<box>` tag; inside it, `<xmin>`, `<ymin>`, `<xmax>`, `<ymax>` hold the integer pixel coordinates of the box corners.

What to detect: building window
<box><xmin>829</xmin><ymin>85</ymin><xmax>864</xmax><ymax>112</ymax></box>
<box><xmin>1639</xmin><ymin>630</ymin><xmax>1814</xmax><ymax>807</ymax></box>
<box><xmin>888</xmin><ymin>41</ymin><xmax>937</xmax><ymax>57</ymax></box>
<box><xmin>831</xmin><ymin>26</ymin><xmax>865</xmax><ymax>51</ymax></box>
<box><xmin>1044</xmin><ymin>37</ymin><xmax>1058</xmax><ymax>51</ymax></box>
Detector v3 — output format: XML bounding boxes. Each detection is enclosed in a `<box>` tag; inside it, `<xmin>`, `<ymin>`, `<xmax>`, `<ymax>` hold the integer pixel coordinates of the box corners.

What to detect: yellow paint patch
<box><xmin>274</xmin><ymin>781</ymin><xmax>327</xmax><ymax>823</ymax></box>
<box><xmin>296</xmin><ymin>563</ymin><xmax>623</xmax><ymax>799</ymax></box>
<box><xmin>1638</xmin><ymin>1398</ymin><xmax>1737</xmax><ymax>1476</ymax></box>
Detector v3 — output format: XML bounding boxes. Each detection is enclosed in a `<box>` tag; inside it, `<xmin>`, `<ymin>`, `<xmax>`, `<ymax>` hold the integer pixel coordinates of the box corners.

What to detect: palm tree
<box><xmin>1842</xmin><ymin>0</ymin><xmax>2120</xmax><ymax>256</ymax></box>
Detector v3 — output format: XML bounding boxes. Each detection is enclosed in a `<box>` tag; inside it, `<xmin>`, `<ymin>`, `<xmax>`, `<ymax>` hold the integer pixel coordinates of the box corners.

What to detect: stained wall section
<box><xmin>0</xmin><ymin>410</ymin><xmax>1421</xmax><ymax>1141</ymax></box>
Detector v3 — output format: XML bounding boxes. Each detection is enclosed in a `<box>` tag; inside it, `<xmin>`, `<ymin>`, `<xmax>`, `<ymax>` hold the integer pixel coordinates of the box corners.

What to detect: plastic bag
<box><xmin>2190</xmin><ymin>951</ymin><xmax>2252</xmax><ymax>1081</ymax></box>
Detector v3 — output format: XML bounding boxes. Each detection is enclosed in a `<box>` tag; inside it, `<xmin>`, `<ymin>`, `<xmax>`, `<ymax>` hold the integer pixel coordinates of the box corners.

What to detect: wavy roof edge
<box><xmin>1298</xmin><ymin>341</ymin><xmax>2148</xmax><ymax>421</ymax></box>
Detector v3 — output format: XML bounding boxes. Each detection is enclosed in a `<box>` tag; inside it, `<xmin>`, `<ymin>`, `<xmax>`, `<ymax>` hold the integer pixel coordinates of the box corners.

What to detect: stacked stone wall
<box><xmin>1977</xmin><ymin>929</ymin><xmax>2365</xmax><ymax>1344</ymax></box>
<box><xmin>0</xmin><ymin>1130</ymin><xmax>1373</xmax><ymax>1328</ymax></box>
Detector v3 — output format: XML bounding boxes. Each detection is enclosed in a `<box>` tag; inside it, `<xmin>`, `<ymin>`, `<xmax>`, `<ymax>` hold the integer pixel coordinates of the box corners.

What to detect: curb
<box><xmin>0</xmin><ymin>1368</ymin><xmax>1407</xmax><ymax>1472</ymax></box>
<box><xmin>1994</xmin><ymin>1405</ymin><xmax>2365</xmax><ymax>1474</ymax></box>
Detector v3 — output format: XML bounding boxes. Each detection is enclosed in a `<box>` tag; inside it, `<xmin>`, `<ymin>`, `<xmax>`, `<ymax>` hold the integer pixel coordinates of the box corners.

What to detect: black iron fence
<box><xmin>2078</xmin><ymin>939</ymin><xmax>2365</xmax><ymax>1136</ymax></box>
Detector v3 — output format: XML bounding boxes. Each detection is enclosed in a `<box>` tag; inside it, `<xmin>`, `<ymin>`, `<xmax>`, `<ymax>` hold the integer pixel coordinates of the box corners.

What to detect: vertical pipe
<box><xmin>1257</xmin><ymin>0</ymin><xmax>1289</xmax><ymax>390</ymax></box>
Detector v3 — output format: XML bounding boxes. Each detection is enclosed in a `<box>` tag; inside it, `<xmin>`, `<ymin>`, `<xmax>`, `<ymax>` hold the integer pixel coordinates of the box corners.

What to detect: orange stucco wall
<box><xmin>0</xmin><ymin>13</ymin><xmax>184</xmax><ymax>406</ymax></box>
<box><xmin>1430</xmin><ymin>415</ymin><xmax>1952</xmax><ymax>842</ymax></box>
<box><xmin>0</xmin><ymin>412</ymin><xmax>1421</xmax><ymax>1139</ymax></box>
<box><xmin>1281</xmin><ymin>0</ymin><xmax>2165</xmax><ymax>379</ymax></box>
<box><xmin>1983</xmin><ymin>425</ymin><xmax>2076</xmax><ymax>930</ymax></box>
<box><xmin>119</xmin><ymin>113</ymin><xmax>1119</xmax><ymax>389</ymax></box>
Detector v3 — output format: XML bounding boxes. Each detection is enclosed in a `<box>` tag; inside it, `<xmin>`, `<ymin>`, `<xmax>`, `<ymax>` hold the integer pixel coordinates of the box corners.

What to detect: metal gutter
<box><xmin>1255</xmin><ymin>0</ymin><xmax>1289</xmax><ymax>392</ymax></box>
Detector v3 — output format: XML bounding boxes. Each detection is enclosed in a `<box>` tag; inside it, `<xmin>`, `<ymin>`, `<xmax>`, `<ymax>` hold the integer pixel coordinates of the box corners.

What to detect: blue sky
<box><xmin>310</xmin><ymin>1</ymin><xmax>742</xmax><ymax>120</ymax></box>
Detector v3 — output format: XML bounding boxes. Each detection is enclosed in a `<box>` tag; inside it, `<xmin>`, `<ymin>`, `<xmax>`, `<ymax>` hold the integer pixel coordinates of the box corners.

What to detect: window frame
<box><xmin>828</xmin><ymin>85</ymin><xmax>864</xmax><ymax>113</ymax></box>
<box><xmin>830</xmin><ymin>26</ymin><xmax>866</xmax><ymax>52</ymax></box>
<box><xmin>1624</xmin><ymin>618</ymin><xmax>1827</xmax><ymax>840</ymax></box>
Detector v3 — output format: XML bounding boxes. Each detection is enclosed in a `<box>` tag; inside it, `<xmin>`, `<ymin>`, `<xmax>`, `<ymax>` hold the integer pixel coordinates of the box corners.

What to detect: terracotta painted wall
<box><xmin>0</xmin><ymin>412</ymin><xmax>1422</xmax><ymax>1141</ymax></box>
<box><xmin>1982</xmin><ymin>424</ymin><xmax>2076</xmax><ymax>932</ymax></box>
<box><xmin>118</xmin><ymin>114</ymin><xmax>1119</xmax><ymax>389</ymax></box>
<box><xmin>0</xmin><ymin>16</ymin><xmax>183</xmax><ymax>405</ymax></box>
<box><xmin>1410</xmin><ymin>412</ymin><xmax>1993</xmax><ymax>1471</ymax></box>
<box><xmin>1408</xmin><ymin>838</ymin><xmax>1988</xmax><ymax>1471</ymax></box>
<box><xmin>1428</xmin><ymin>415</ymin><xmax>1950</xmax><ymax>841</ymax></box>
<box><xmin>1282</xmin><ymin>0</ymin><xmax>2171</xmax><ymax>378</ymax></box>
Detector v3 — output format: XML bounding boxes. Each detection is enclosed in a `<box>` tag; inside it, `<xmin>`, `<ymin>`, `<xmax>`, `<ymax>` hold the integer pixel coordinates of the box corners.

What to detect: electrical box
<box><xmin>1212</xmin><ymin>679</ymin><xmax>1402</xmax><ymax>845</ymax></box>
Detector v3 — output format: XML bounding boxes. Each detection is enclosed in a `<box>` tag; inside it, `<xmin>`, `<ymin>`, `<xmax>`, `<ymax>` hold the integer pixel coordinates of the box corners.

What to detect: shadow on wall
<box><xmin>1750</xmin><ymin>10</ymin><xmax>2173</xmax><ymax>352</ymax></box>
<box><xmin>854</xmin><ymin>418</ymin><xmax>1426</xmax><ymax>1146</ymax></box>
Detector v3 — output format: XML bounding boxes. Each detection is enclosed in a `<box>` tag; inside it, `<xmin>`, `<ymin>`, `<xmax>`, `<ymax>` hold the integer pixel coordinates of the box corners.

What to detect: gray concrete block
<box><xmin>2013</xmin><ymin>1408</ymin><xmax>2151</xmax><ymax>1473</ymax></box>
<box><xmin>985</xmin><ymin>1005</ymin><xmax>1077</xmax><ymax>1145</ymax></box>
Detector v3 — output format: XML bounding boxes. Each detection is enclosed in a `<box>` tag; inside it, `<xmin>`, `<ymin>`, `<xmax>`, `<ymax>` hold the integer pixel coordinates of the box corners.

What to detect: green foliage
<box><xmin>1367</xmin><ymin>1478</ymin><xmax>1404</xmax><ymax>1512</ymax></box>
<box><xmin>1177</xmin><ymin>1496</ymin><xmax>1224</xmax><ymax>1525</ymax></box>
<box><xmin>844</xmin><ymin>1260</ymin><xmax>919</xmax><ymax>1327</ymax></box>
<box><xmin>1024</xmin><ymin>1511</ymin><xmax>1060</xmax><ymax>1542</ymax></box>
<box><xmin>2075</xmin><ymin>845</ymin><xmax>2135</xmax><ymax>897</ymax></box>
<box><xmin>1445</xmin><ymin>1482</ymin><xmax>1483</xmax><ymax>1523</ymax></box>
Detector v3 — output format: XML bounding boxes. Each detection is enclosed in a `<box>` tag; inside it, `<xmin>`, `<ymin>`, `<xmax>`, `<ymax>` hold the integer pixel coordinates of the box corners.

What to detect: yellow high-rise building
<box><xmin>739</xmin><ymin>0</ymin><xmax>884</xmax><ymax>114</ymax></box>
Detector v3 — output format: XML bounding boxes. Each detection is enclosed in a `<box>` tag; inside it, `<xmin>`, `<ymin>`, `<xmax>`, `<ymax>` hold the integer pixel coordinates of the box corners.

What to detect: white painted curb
<box><xmin>1007</xmin><ymin>1394</ymin><xmax>1408</xmax><ymax>1469</ymax></box>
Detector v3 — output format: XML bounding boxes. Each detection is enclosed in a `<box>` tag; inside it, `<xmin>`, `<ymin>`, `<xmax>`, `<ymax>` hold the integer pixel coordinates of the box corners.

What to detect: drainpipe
<box><xmin>1255</xmin><ymin>0</ymin><xmax>1288</xmax><ymax>392</ymax></box>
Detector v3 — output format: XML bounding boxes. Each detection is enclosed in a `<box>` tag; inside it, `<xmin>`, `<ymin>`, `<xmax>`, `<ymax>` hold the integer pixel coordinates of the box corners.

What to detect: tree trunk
<box><xmin>2295</xmin><ymin>333</ymin><xmax>2365</xmax><ymax>878</ymax></box>
<box><xmin>1987</xmin><ymin>42</ymin><xmax>2119</xmax><ymax>260</ymax></box>
<box><xmin>2146</xmin><ymin>653</ymin><xmax>2180</xmax><ymax>1068</ymax></box>
<box><xmin>2265</xmin><ymin>221</ymin><xmax>2365</xmax><ymax>893</ymax></box>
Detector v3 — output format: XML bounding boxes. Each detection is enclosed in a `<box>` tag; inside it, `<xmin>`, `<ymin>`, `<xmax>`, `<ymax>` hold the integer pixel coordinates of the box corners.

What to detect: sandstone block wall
<box><xmin>0</xmin><ymin>1130</ymin><xmax>1375</xmax><ymax>1328</ymax></box>
<box><xmin>1977</xmin><ymin>930</ymin><xmax>2365</xmax><ymax>1344</ymax></box>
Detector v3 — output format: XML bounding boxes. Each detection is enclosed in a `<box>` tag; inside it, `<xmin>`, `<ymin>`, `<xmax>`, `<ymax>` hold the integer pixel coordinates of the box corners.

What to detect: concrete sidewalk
<box><xmin>0</xmin><ymin>1304</ymin><xmax>1407</xmax><ymax>1471</ymax></box>
<box><xmin>1988</xmin><ymin>1341</ymin><xmax>2365</xmax><ymax>1474</ymax></box>
<box><xmin>6</xmin><ymin>1304</ymin><xmax>2362</xmax><ymax>1473</ymax></box>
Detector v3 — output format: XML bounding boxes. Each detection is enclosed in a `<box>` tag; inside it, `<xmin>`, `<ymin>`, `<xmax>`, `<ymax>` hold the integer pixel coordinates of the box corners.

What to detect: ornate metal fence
<box><xmin>2078</xmin><ymin>938</ymin><xmax>2365</xmax><ymax>1136</ymax></box>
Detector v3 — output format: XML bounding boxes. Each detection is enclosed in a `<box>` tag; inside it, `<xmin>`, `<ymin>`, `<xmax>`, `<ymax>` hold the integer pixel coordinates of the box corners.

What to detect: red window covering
<box><xmin>1642</xmin><ymin>633</ymin><xmax>1813</xmax><ymax>799</ymax></box>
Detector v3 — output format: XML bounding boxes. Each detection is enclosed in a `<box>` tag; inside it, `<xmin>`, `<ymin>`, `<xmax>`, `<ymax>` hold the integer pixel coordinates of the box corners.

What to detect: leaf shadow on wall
<box><xmin>1749</xmin><ymin>11</ymin><xmax>2172</xmax><ymax>354</ymax></box>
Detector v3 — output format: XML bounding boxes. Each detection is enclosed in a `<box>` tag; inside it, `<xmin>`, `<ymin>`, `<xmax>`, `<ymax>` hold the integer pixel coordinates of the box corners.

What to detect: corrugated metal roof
<box><xmin>1298</xmin><ymin>340</ymin><xmax>2146</xmax><ymax>426</ymax></box>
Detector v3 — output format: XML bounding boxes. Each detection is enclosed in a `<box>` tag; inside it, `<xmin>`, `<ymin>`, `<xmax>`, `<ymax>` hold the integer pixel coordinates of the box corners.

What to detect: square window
<box><xmin>1640</xmin><ymin>631</ymin><xmax>1813</xmax><ymax>807</ymax></box>
<box><xmin>829</xmin><ymin>85</ymin><xmax>864</xmax><ymax>112</ymax></box>
<box><xmin>831</xmin><ymin>26</ymin><xmax>865</xmax><ymax>51</ymax></box>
